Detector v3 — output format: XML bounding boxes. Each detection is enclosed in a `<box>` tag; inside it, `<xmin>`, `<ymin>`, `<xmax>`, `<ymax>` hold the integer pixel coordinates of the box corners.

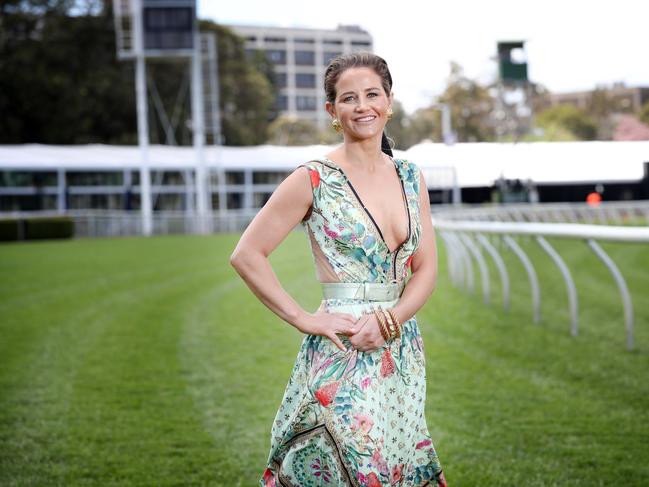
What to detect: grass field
<box><xmin>1</xmin><ymin>231</ymin><xmax>648</xmax><ymax>486</ymax></box>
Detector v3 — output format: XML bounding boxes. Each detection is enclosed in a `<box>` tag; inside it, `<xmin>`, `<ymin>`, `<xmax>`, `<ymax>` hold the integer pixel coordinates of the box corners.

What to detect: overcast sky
<box><xmin>198</xmin><ymin>0</ymin><xmax>648</xmax><ymax>114</ymax></box>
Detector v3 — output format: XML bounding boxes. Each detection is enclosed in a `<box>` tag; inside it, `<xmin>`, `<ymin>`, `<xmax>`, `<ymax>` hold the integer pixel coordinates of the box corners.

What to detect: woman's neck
<box><xmin>339</xmin><ymin>136</ymin><xmax>388</xmax><ymax>173</ymax></box>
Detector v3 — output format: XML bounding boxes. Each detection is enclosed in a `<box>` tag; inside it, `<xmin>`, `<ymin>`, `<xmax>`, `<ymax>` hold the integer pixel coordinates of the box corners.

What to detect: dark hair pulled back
<box><xmin>324</xmin><ymin>51</ymin><xmax>394</xmax><ymax>157</ymax></box>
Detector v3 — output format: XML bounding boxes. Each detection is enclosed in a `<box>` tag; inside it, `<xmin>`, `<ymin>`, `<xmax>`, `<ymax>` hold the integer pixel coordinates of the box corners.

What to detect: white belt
<box><xmin>321</xmin><ymin>280</ymin><xmax>405</xmax><ymax>301</ymax></box>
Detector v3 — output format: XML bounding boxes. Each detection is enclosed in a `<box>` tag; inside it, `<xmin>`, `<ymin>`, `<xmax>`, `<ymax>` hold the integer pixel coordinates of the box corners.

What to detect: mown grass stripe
<box><xmin>0</xmin><ymin>231</ymin><xmax>647</xmax><ymax>486</ymax></box>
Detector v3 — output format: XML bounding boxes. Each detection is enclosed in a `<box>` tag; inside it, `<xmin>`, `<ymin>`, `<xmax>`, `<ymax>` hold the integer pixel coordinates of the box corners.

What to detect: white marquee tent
<box><xmin>0</xmin><ymin>140</ymin><xmax>647</xmax><ymax>188</ymax></box>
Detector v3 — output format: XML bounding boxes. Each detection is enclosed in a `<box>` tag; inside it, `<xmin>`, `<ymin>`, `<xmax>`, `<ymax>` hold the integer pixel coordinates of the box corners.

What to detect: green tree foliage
<box><xmin>0</xmin><ymin>2</ymin><xmax>275</xmax><ymax>145</ymax></box>
<box><xmin>267</xmin><ymin>116</ymin><xmax>318</xmax><ymax>145</ymax></box>
<box><xmin>586</xmin><ymin>88</ymin><xmax>623</xmax><ymax>139</ymax></box>
<box><xmin>387</xmin><ymin>62</ymin><xmax>497</xmax><ymax>149</ymax></box>
<box><xmin>383</xmin><ymin>100</ymin><xmax>424</xmax><ymax>150</ymax></box>
<box><xmin>267</xmin><ymin>116</ymin><xmax>340</xmax><ymax>146</ymax></box>
<box><xmin>200</xmin><ymin>20</ymin><xmax>274</xmax><ymax>145</ymax></box>
<box><xmin>387</xmin><ymin>104</ymin><xmax>439</xmax><ymax>149</ymax></box>
<box><xmin>638</xmin><ymin>101</ymin><xmax>649</xmax><ymax>126</ymax></box>
<box><xmin>0</xmin><ymin>2</ymin><xmax>137</xmax><ymax>143</ymax></box>
<box><xmin>502</xmin><ymin>124</ymin><xmax>579</xmax><ymax>142</ymax></box>
<box><xmin>437</xmin><ymin>62</ymin><xmax>496</xmax><ymax>142</ymax></box>
<box><xmin>536</xmin><ymin>105</ymin><xmax>597</xmax><ymax>140</ymax></box>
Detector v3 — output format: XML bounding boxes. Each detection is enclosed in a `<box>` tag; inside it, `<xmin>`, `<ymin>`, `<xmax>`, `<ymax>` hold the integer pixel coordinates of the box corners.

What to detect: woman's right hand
<box><xmin>297</xmin><ymin>302</ymin><xmax>359</xmax><ymax>352</ymax></box>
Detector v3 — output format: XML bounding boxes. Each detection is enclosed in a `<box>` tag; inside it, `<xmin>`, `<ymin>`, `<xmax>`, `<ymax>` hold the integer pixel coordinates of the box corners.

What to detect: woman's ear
<box><xmin>325</xmin><ymin>100</ymin><xmax>336</xmax><ymax>119</ymax></box>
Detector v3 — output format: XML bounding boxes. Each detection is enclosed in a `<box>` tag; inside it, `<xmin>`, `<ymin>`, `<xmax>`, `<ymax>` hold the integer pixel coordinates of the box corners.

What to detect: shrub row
<box><xmin>0</xmin><ymin>216</ymin><xmax>74</xmax><ymax>241</ymax></box>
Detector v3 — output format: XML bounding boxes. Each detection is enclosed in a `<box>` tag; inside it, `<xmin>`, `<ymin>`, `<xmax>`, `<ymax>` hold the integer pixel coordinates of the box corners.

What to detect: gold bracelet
<box><xmin>387</xmin><ymin>308</ymin><xmax>402</xmax><ymax>339</ymax></box>
<box><xmin>392</xmin><ymin>309</ymin><xmax>402</xmax><ymax>339</ymax></box>
<box><xmin>382</xmin><ymin>307</ymin><xmax>396</xmax><ymax>339</ymax></box>
<box><xmin>373</xmin><ymin>306</ymin><xmax>390</xmax><ymax>341</ymax></box>
<box><xmin>383</xmin><ymin>306</ymin><xmax>398</xmax><ymax>340</ymax></box>
<box><xmin>370</xmin><ymin>307</ymin><xmax>388</xmax><ymax>340</ymax></box>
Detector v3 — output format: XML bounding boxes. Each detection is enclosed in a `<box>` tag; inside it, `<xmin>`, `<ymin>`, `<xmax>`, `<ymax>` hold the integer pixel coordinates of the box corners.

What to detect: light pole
<box><xmin>131</xmin><ymin>0</ymin><xmax>153</xmax><ymax>236</ymax></box>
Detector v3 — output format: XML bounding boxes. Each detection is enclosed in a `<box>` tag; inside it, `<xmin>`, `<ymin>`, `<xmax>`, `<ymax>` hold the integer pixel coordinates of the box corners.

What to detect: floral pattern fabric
<box><xmin>300</xmin><ymin>156</ymin><xmax>421</xmax><ymax>284</ymax></box>
<box><xmin>261</xmin><ymin>157</ymin><xmax>446</xmax><ymax>487</ymax></box>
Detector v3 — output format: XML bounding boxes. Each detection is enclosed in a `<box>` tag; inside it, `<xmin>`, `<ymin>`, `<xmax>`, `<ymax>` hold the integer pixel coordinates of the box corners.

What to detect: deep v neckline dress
<box><xmin>260</xmin><ymin>157</ymin><xmax>446</xmax><ymax>487</ymax></box>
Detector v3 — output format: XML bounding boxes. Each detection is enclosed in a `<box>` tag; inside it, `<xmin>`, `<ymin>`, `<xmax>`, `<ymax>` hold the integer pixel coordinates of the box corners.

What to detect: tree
<box><xmin>586</xmin><ymin>87</ymin><xmax>623</xmax><ymax>139</ymax></box>
<box><xmin>267</xmin><ymin>116</ymin><xmax>341</xmax><ymax>146</ymax></box>
<box><xmin>267</xmin><ymin>117</ymin><xmax>319</xmax><ymax>145</ymax></box>
<box><xmin>0</xmin><ymin>4</ymin><xmax>137</xmax><ymax>143</ymax></box>
<box><xmin>437</xmin><ymin>62</ymin><xmax>496</xmax><ymax>142</ymax></box>
<box><xmin>384</xmin><ymin>100</ymin><xmax>420</xmax><ymax>149</ymax></box>
<box><xmin>395</xmin><ymin>106</ymin><xmax>440</xmax><ymax>149</ymax></box>
<box><xmin>638</xmin><ymin>101</ymin><xmax>649</xmax><ymax>126</ymax></box>
<box><xmin>536</xmin><ymin>105</ymin><xmax>597</xmax><ymax>141</ymax></box>
<box><xmin>0</xmin><ymin>3</ymin><xmax>275</xmax><ymax>145</ymax></box>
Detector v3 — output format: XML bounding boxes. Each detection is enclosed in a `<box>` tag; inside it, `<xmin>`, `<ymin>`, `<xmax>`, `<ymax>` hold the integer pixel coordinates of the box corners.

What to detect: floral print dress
<box><xmin>260</xmin><ymin>156</ymin><xmax>446</xmax><ymax>487</ymax></box>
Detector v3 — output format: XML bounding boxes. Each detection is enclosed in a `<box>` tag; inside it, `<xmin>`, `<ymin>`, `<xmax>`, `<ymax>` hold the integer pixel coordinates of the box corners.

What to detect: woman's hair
<box><xmin>324</xmin><ymin>51</ymin><xmax>394</xmax><ymax>157</ymax></box>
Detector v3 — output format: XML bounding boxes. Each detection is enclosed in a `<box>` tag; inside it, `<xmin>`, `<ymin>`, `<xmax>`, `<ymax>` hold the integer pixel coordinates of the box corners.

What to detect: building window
<box><xmin>253</xmin><ymin>192</ymin><xmax>273</xmax><ymax>208</ymax></box>
<box><xmin>265</xmin><ymin>49</ymin><xmax>286</xmax><ymax>64</ymax></box>
<box><xmin>263</xmin><ymin>36</ymin><xmax>286</xmax><ymax>43</ymax></box>
<box><xmin>226</xmin><ymin>171</ymin><xmax>245</xmax><ymax>185</ymax></box>
<box><xmin>66</xmin><ymin>171</ymin><xmax>123</xmax><ymax>186</ymax></box>
<box><xmin>323</xmin><ymin>38</ymin><xmax>343</xmax><ymax>45</ymax></box>
<box><xmin>296</xmin><ymin>96</ymin><xmax>317</xmax><ymax>111</ymax></box>
<box><xmin>351</xmin><ymin>40</ymin><xmax>371</xmax><ymax>47</ymax></box>
<box><xmin>144</xmin><ymin>7</ymin><xmax>192</xmax><ymax>31</ymax></box>
<box><xmin>273</xmin><ymin>72</ymin><xmax>287</xmax><ymax>88</ymax></box>
<box><xmin>294</xmin><ymin>37</ymin><xmax>315</xmax><ymax>44</ymax></box>
<box><xmin>0</xmin><ymin>195</ymin><xmax>57</xmax><ymax>212</ymax></box>
<box><xmin>253</xmin><ymin>171</ymin><xmax>291</xmax><ymax>184</ymax></box>
<box><xmin>294</xmin><ymin>50</ymin><xmax>315</xmax><ymax>65</ymax></box>
<box><xmin>227</xmin><ymin>192</ymin><xmax>243</xmax><ymax>209</ymax></box>
<box><xmin>143</xmin><ymin>6</ymin><xmax>193</xmax><ymax>50</ymax></box>
<box><xmin>245</xmin><ymin>36</ymin><xmax>256</xmax><ymax>42</ymax></box>
<box><xmin>323</xmin><ymin>51</ymin><xmax>342</xmax><ymax>65</ymax></box>
<box><xmin>295</xmin><ymin>73</ymin><xmax>316</xmax><ymax>88</ymax></box>
<box><xmin>1</xmin><ymin>171</ymin><xmax>57</xmax><ymax>187</ymax></box>
<box><xmin>274</xmin><ymin>95</ymin><xmax>288</xmax><ymax>111</ymax></box>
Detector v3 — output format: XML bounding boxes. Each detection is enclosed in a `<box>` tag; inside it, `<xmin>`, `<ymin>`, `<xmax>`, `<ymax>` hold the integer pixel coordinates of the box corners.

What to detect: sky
<box><xmin>198</xmin><ymin>0</ymin><xmax>649</xmax><ymax>115</ymax></box>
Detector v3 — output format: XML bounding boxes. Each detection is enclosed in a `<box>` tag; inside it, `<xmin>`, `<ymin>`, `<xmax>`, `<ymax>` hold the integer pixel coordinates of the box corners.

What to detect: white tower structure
<box><xmin>113</xmin><ymin>0</ymin><xmax>215</xmax><ymax>234</ymax></box>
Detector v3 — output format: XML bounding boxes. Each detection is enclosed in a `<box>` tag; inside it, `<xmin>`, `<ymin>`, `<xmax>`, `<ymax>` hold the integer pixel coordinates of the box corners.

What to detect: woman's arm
<box><xmin>390</xmin><ymin>167</ymin><xmax>438</xmax><ymax>324</ymax></box>
<box><xmin>229</xmin><ymin>165</ymin><xmax>357</xmax><ymax>351</ymax></box>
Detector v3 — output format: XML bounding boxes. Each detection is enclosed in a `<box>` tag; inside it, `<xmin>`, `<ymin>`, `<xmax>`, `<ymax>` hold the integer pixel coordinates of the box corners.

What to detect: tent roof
<box><xmin>0</xmin><ymin>141</ymin><xmax>647</xmax><ymax>187</ymax></box>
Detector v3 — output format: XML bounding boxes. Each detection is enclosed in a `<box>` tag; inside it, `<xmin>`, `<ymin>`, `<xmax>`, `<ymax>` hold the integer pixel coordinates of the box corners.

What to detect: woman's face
<box><xmin>326</xmin><ymin>66</ymin><xmax>393</xmax><ymax>141</ymax></box>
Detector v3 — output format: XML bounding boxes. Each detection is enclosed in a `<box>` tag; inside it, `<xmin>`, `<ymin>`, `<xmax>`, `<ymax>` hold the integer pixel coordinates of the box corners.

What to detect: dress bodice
<box><xmin>297</xmin><ymin>156</ymin><xmax>422</xmax><ymax>284</ymax></box>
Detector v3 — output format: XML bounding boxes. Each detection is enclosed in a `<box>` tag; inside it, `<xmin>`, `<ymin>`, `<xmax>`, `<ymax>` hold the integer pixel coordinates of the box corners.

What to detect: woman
<box><xmin>230</xmin><ymin>52</ymin><xmax>447</xmax><ymax>487</ymax></box>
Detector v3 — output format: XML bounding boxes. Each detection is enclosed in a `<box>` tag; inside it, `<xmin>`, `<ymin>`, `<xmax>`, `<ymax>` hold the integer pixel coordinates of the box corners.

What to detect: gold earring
<box><xmin>331</xmin><ymin>118</ymin><xmax>342</xmax><ymax>133</ymax></box>
<box><xmin>387</xmin><ymin>109</ymin><xmax>393</xmax><ymax>120</ymax></box>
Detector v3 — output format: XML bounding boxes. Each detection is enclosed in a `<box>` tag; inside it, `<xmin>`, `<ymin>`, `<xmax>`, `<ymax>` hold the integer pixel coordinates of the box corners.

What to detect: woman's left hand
<box><xmin>348</xmin><ymin>311</ymin><xmax>386</xmax><ymax>352</ymax></box>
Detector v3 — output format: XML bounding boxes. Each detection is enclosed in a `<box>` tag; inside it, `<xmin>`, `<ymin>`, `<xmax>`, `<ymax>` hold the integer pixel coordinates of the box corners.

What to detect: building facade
<box><xmin>226</xmin><ymin>24</ymin><xmax>373</xmax><ymax>129</ymax></box>
<box><xmin>547</xmin><ymin>83</ymin><xmax>649</xmax><ymax>113</ymax></box>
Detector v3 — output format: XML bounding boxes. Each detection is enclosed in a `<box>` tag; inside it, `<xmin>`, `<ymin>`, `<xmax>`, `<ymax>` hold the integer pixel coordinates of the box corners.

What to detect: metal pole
<box><xmin>451</xmin><ymin>167</ymin><xmax>461</xmax><ymax>205</ymax></box>
<box><xmin>586</xmin><ymin>239</ymin><xmax>635</xmax><ymax>350</ymax></box>
<box><xmin>476</xmin><ymin>233</ymin><xmax>511</xmax><ymax>311</ymax></box>
<box><xmin>191</xmin><ymin>26</ymin><xmax>210</xmax><ymax>234</ymax></box>
<box><xmin>132</xmin><ymin>0</ymin><xmax>152</xmax><ymax>236</ymax></box>
<box><xmin>441</xmin><ymin>103</ymin><xmax>455</xmax><ymax>145</ymax></box>
<box><xmin>459</xmin><ymin>233</ymin><xmax>491</xmax><ymax>304</ymax></box>
<box><xmin>57</xmin><ymin>168</ymin><xmax>66</xmax><ymax>213</ymax></box>
<box><xmin>536</xmin><ymin>236</ymin><xmax>579</xmax><ymax>337</ymax></box>
<box><xmin>503</xmin><ymin>235</ymin><xmax>541</xmax><ymax>323</ymax></box>
<box><xmin>204</xmin><ymin>32</ymin><xmax>222</xmax><ymax>145</ymax></box>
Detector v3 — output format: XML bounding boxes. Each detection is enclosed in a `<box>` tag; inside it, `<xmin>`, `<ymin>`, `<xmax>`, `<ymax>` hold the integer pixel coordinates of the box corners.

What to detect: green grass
<box><xmin>1</xmin><ymin>231</ymin><xmax>648</xmax><ymax>486</ymax></box>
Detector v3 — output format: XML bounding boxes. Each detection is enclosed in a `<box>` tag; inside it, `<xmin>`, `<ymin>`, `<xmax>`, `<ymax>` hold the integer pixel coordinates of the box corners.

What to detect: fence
<box><xmin>432</xmin><ymin>200</ymin><xmax>649</xmax><ymax>224</ymax></box>
<box><xmin>3</xmin><ymin>202</ymin><xmax>649</xmax><ymax>351</ymax></box>
<box><xmin>0</xmin><ymin>209</ymin><xmax>259</xmax><ymax>239</ymax></box>
<box><xmin>432</xmin><ymin>212</ymin><xmax>649</xmax><ymax>351</ymax></box>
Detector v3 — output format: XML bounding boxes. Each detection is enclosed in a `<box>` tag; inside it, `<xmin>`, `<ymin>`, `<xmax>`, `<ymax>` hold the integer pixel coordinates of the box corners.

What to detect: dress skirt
<box><xmin>260</xmin><ymin>296</ymin><xmax>446</xmax><ymax>487</ymax></box>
